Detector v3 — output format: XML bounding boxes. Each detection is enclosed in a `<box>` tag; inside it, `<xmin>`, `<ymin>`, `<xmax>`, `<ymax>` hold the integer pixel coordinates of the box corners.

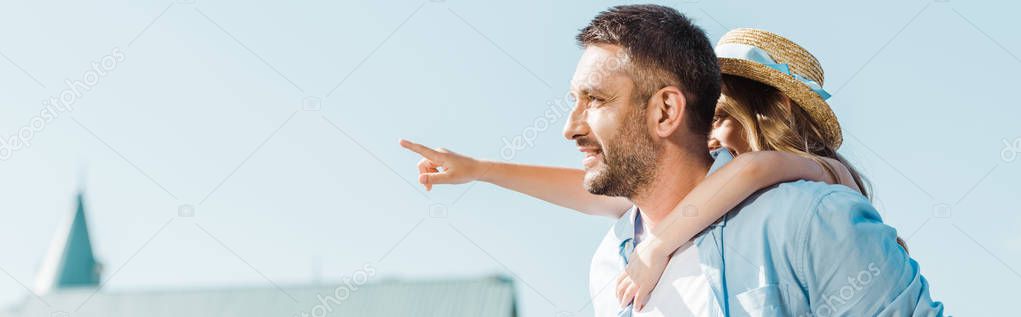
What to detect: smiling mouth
<box><xmin>581</xmin><ymin>149</ymin><xmax>603</xmax><ymax>168</ymax></box>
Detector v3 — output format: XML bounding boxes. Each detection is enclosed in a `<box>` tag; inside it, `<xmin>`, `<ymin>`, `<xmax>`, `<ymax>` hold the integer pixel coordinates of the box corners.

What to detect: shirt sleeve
<box><xmin>796</xmin><ymin>189</ymin><xmax>944</xmax><ymax>316</ymax></box>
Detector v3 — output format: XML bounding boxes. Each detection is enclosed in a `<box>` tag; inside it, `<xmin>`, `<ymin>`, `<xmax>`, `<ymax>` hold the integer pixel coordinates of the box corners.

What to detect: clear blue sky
<box><xmin>1</xmin><ymin>0</ymin><xmax>1018</xmax><ymax>315</ymax></box>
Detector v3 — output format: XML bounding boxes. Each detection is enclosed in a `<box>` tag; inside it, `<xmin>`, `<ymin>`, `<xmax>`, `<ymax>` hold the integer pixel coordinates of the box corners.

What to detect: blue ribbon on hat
<box><xmin>716</xmin><ymin>43</ymin><xmax>831</xmax><ymax>100</ymax></box>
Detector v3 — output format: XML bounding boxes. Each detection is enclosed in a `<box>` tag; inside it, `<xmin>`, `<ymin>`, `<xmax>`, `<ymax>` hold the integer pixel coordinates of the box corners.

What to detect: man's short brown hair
<box><xmin>577</xmin><ymin>4</ymin><xmax>721</xmax><ymax>137</ymax></box>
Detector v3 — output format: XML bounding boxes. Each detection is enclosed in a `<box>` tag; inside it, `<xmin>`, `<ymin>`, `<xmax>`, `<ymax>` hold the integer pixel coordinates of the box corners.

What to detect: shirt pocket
<box><xmin>735</xmin><ymin>284</ymin><xmax>788</xmax><ymax>317</ymax></box>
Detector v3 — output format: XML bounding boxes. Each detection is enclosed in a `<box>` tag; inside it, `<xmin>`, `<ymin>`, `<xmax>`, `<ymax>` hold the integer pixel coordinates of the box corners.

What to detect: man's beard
<box><xmin>582</xmin><ymin>106</ymin><xmax>659</xmax><ymax>199</ymax></box>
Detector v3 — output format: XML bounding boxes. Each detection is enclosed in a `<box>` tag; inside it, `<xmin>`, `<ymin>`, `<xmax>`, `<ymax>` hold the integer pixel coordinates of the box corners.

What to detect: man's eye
<box><xmin>588</xmin><ymin>96</ymin><xmax>605</xmax><ymax>103</ymax></box>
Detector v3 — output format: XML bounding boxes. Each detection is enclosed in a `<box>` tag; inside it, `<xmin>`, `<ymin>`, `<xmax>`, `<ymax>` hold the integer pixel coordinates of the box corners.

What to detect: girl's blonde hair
<box><xmin>718</xmin><ymin>74</ymin><xmax>908</xmax><ymax>252</ymax></box>
<box><xmin>718</xmin><ymin>74</ymin><xmax>870</xmax><ymax>198</ymax></box>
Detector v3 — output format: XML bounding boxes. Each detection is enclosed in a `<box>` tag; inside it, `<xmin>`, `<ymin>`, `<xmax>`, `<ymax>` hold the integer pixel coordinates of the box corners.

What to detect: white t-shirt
<box><xmin>589</xmin><ymin>209</ymin><xmax>716</xmax><ymax>317</ymax></box>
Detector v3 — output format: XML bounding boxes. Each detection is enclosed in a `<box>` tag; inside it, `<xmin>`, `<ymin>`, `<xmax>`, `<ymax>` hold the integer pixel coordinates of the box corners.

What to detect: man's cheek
<box><xmin>587</xmin><ymin>113</ymin><xmax>614</xmax><ymax>147</ymax></box>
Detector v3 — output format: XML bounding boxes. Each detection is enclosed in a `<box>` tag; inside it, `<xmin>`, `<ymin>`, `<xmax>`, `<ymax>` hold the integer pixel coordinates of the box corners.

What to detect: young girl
<box><xmin>399</xmin><ymin>28</ymin><xmax>903</xmax><ymax>312</ymax></box>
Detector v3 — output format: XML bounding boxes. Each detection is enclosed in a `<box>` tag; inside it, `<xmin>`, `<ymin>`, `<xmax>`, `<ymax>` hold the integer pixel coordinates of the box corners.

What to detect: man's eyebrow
<box><xmin>571</xmin><ymin>85</ymin><xmax>606</xmax><ymax>96</ymax></box>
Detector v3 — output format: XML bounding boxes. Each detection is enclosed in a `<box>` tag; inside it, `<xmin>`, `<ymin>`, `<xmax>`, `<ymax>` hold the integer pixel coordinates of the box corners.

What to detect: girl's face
<box><xmin>709</xmin><ymin>106</ymin><xmax>752</xmax><ymax>155</ymax></box>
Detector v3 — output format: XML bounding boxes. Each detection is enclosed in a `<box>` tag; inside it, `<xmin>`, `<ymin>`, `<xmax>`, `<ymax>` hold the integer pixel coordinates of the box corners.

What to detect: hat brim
<box><xmin>718</xmin><ymin>57</ymin><xmax>843</xmax><ymax>149</ymax></box>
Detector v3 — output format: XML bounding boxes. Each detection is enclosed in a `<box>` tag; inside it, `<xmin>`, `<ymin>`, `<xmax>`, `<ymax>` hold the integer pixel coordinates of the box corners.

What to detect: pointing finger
<box><xmin>399</xmin><ymin>139</ymin><xmax>443</xmax><ymax>161</ymax></box>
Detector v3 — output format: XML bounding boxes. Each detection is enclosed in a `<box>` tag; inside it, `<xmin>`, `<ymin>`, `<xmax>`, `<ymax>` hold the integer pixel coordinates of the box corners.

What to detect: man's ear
<box><xmin>650</xmin><ymin>86</ymin><xmax>687</xmax><ymax>138</ymax></box>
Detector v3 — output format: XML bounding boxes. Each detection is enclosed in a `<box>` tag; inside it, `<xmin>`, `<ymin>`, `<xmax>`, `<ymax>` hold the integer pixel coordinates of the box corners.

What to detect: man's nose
<box><xmin>563</xmin><ymin>100</ymin><xmax>589</xmax><ymax>141</ymax></box>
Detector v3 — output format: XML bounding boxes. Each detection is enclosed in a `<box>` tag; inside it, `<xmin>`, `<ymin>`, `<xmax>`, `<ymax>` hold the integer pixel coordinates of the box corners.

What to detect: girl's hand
<box><xmin>398</xmin><ymin>139</ymin><xmax>488</xmax><ymax>190</ymax></box>
<box><xmin>616</xmin><ymin>239</ymin><xmax>671</xmax><ymax>312</ymax></box>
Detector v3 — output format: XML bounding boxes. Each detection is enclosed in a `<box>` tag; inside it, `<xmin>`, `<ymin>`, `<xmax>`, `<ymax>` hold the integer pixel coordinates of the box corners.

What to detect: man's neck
<box><xmin>631</xmin><ymin>146</ymin><xmax>713</xmax><ymax>226</ymax></box>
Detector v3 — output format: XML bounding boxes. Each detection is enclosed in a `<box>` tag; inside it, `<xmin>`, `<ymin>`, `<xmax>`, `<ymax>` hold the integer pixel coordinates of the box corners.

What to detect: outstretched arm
<box><xmin>399</xmin><ymin>139</ymin><xmax>632</xmax><ymax>218</ymax></box>
<box><xmin>618</xmin><ymin>150</ymin><xmax>859</xmax><ymax>311</ymax></box>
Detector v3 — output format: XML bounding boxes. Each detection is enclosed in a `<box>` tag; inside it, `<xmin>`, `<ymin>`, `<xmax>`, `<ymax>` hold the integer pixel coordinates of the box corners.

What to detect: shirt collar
<box><xmin>708</xmin><ymin>148</ymin><xmax>734</xmax><ymax>175</ymax></box>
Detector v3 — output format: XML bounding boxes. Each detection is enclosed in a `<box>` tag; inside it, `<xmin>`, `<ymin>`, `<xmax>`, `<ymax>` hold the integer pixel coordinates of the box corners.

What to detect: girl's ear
<box><xmin>651</xmin><ymin>86</ymin><xmax>687</xmax><ymax>138</ymax></box>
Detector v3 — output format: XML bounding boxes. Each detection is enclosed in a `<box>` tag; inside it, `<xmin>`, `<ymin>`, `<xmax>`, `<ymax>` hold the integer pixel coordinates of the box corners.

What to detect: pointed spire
<box><xmin>34</xmin><ymin>190</ymin><xmax>101</xmax><ymax>294</ymax></box>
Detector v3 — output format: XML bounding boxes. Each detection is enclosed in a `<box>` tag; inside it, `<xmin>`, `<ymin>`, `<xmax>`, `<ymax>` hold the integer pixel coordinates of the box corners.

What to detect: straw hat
<box><xmin>715</xmin><ymin>28</ymin><xmax>842</xmax><ymax>149</ymax></box>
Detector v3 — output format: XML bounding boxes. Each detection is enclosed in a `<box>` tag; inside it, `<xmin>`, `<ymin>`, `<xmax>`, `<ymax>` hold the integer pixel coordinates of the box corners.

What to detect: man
<box><xmin>569</xmin><ymin>5</ymin><xmax>725</xmax><ymax>316</ymax></box>
<box><xmin>568</xmin><ymin>5</ymin><xmax>941</xmax><ymax>317</ymax></box>
<box><xmin>400</xmin><ymin>4</ymin><xmax>943</xmax><ymax>317</ymax></box>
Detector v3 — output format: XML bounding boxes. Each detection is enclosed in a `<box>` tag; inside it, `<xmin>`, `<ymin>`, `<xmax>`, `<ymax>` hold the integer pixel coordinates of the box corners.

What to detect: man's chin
<box><xmin>583</xmin><ymin>168</ymin><xmax>616</xmax><ymax>196</ymax></box>
<box><xmin>582</xmin><ymin>170</ymin><xmax>601</xmax><ymax>193</ymax></box>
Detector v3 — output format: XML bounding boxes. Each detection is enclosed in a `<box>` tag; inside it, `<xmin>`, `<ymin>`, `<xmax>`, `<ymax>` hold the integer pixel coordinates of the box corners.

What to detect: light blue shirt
<box><xmin>695</xmin><ymin>150</ymin><xmax>944</xmax><ymax>316</ymax></box>
<box><xmin>613</xmin><ymin>149</ymin><xmax>944</xmax><ymax>316</ymax></box>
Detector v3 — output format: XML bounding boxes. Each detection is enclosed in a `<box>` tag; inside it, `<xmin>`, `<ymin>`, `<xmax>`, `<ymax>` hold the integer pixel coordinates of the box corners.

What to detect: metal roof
<box><xmin>3</xmin><ymin>276</ymin><xmax>516</xmax><ymax>317</ymax></box>
<box><xmin>10</xmin><ymin>192</ymin><xmax>517</xmax><ymax>316</ymax></box>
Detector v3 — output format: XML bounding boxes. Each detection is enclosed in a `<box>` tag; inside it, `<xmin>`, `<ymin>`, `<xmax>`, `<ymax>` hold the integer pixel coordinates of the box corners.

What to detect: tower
<box><xmin>33</xmin><ymin>191</ymin><xmax>101</xmax><ymax>294</ymax></box>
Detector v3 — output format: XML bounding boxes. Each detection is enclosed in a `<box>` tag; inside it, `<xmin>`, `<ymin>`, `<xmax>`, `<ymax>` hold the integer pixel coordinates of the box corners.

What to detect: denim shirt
<box><xmin>693</xmin><ymin>150</ymin><xmax>945</xmax><ymax>316</ymax></box>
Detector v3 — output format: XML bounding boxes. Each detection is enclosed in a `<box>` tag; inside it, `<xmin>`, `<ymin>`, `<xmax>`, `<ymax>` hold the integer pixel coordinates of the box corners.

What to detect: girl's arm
<box><xmin>399</xmin><ymin>139</ymin><xmax>633</xmax><ymax>218</ymax></box>
<box><xmin>647</xmin><ymin>150</ymin><xmax>857</xmax><ymax>255</ymax></box>
<box><xmin>477</xmin><ymin>161</ymin><xmax>634</xmax><ymax>217</ymax></box>
<box><xmin>618</xmin><ymin>150</ymin><xmax>859</xmax><ymax>311</ymax></box>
